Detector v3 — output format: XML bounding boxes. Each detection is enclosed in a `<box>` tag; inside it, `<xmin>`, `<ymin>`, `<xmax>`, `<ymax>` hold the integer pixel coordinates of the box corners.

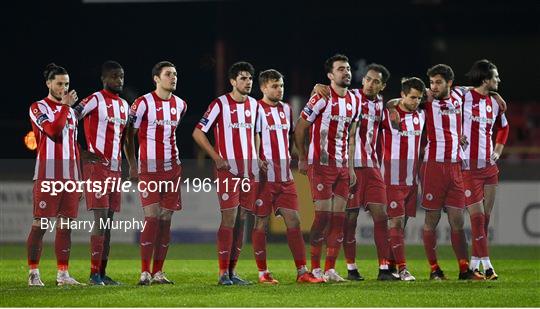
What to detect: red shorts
<box><xmin>215</xmin><ymin>169</ymin><xmax>257</xmax><ymax>212</ymax></box>
<box><xmin>307</xmin><ymin>164</ymin><xmax>349</xmax><ymax>201</ymax></box>
<box><xmin>83</xmin><ymin>163</ymin><xmax>121</xmax><ymax>212</ymax></box>
<box><xmin>138</xmin><ymin>165</ymin><xmax>182</xmax><ymax>211</ymax></box>
<box><xmin>420</xmin><ymin>161</ymin><xmax>465</xmax><ymax>210</ymax></box>
<box><xmin>33</xmin><ymin>180</ymin><xmax>80</xmax><ymax>219</ymax></box>
<box><xmin>463</xmin><ymin>165</ymin><xmax>499</xmax><ymax>206</ymax></box>
<box><xmin>386</xmin><ymin>185</ymin><xmax>418</xmax><ymax>218</ymax></box>
<box><xmin>255</xmin><ymin>180</ymin><xmax>299</xmax><ymax>217</ymax></box>
<box><xmin>347</xmin><ymin>167</ymin><xmax>387</xmax><ymax>209</ymax></box>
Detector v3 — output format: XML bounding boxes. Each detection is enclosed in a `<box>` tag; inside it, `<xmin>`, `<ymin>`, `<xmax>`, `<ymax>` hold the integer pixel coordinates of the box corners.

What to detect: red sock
<box><xmin>90</xmin><ymin>235</ymin><xmax>104</xmax><ymax>275</ymax></box>
<box><xmin>27</xmin><ymin>226</ymin><xmax>46</xmax><ymax>269</ymax></box>
<box><xmin>55</xmin><ymin>227</ymin><xmax>71</xmax><ymax>271</ymax></box>
<box><xmin>450</xmin><ymin>229</ymin><xmax>469</xmax><ymax>272</ymax></box>
<box><xmin>286</xmin><ymin>227</ymin><xmax>306</xmax><ymax>269</ymax></box>
<box><xmin>471</xmin><ymin>213</ymin><xmax>488</xmax><ymax>258</ymax></box>
<box><xmin>229</xmin><ymin>219</ymin><xmax>245</xmax><ymax>273</ymax></box>
<box><xmin>252</xmin><ymin>228</ymin><xmax>267</xmax><ymax>271</ymax></box>
<box><xmin>388</xmin><ymin>235</ymin><xmax>396</xmax><ymax>268</ymax></box>
<box><xmin>325</xmin><ymin>212</ymin><xmax>345</xmax><ymax>271</ymax></box>
<box><xmin>217</xmin><ymin>225</ymin><xmax>233</xmax><ymax>275</ymax></box>
<box><xmin>373</xmin><ymin>218</ymin><xmax>390</xmax><ymax>266</ymax></box>
<box><xmin>484</xmin><ymin>213</ymin><xmax>490</xmax><ymax>238</ymax></box>
<box><xmin>140</xmin><ymin>217</ymin><xmax>158</xmax><ymax>273</ymax></box>
<box><xmin>389</xmin><ymin>227</ymin><xmax>406</xmax><ymax>270</ymax></box>
<box><xmin>152</xmin><ymin>219</ymin><xmax>171</xmax><ymax>274</ymax></box>
<box><xmin>343</xmin><ymin>216</ymin><xmax>357</xmax><ymax>264</ymax></box>
<box><xmin>423</xmin><ymin>229</ymin><xmax>439</xmax><ymax>271</ymax></box>
<box><xmin>310</xmin><ymin>211</ymin><xmax>331</xmax><ymax>269</ymax></box>
<box><xmin>100</xmin><ymin>228</ymin><xmax>111</xmax><ymax>277</ymax></box>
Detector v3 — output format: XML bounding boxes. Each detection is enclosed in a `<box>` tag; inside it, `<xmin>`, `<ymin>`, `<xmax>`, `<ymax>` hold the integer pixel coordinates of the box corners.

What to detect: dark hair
<box><xmin>102</xmin><ymin>60</ymin><xmax>123</xmax><ymax>77</ymax></box>
<box><xmin>324</xmin><ymin>54</ymin><xmax>349</xmax><ymax>74</ymax></box>
<box><xmin>426</xmin><ymin>64</ymin><xmax>454</xmax><ymax>82</ymax></box>
<box><xmin>259</xmin><ymin>69</ymin><xmax>283</xmax><ymax>86</ymax></box>
<box><xmin>152</xmin><ymin>61</ymin><xmax>175</xmax><ymax>79</ymax></box>
<box><xmin>401</xmin><ymin>77</ymin><xmax>426</xmax><ymax>95</ymax></box>
<box><xmin>366</xmin><ymin>63</ymin><xmax>390</xmax><ymax>84</ymax></box>
<box><xmin>465</xmin><ymin>59</ymin><xmax>498</xmax><ymax>87</ymax></box>
<box><xmin>43</xmin><ymin>63</ymin><xmax>68</xmax><ymax>81</ymax></box>
<box><xmin>228</xmin><ymin>61</ymin><xmax>255</xmax><ymax>80</ymax></box>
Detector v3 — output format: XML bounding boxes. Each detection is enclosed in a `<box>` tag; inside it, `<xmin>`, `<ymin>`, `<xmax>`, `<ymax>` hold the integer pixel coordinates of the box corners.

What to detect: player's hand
<box><xmin>128</xmin><ymin>165</ymin><xmax>138</xmax><ymax>181</ymax></box>
<box><xmin>258</xmin><ymin>159</ymin><xmax>268</xmax><ymax>172</ymax></box>
<box><xmin>349</xmin><ymin>169</ymin><xmax>357</xmax><ymax>188</ymax></box>
<box><xmin>80</xmin><ymin>150</ymin><xmax>106</xmax><ymax>164</ymax></box>
<box><xmin>61</xmin><ymin>90</ymin><xmax>78</xmax><ymax>107</ymax></box>
<box><xmin>388</xmin><ymin>107</ymin><xmax>401</xmax><ymax>131</ymax></box>
<box><xmin>214</xmin><ymin>157</ymin><xmax>230</xmax><ymax>171</ymax></box>
<box><xmin>313</xmin><ymin>84</ymin><xmax>330</xmax><ymax>100</ymax></box>
<box><xmin>491</xmin><ymin>151</ymin><xmax>501</xmax><ymax>163</ymax></box>
<box><xmin>460</xmin><ymin>135</ymin><xmax>469</xmax><ymax>151</ymax></box>
<box><xmin>490</xmin><ymin>91</ymin><xmax>507</xmax><ymax>113</ymax></box>
<box><xmin>426</xmin><ymin>88</ymin><xmax>434</xmax><ymax>102</ymax></box>
<box><xmin>298</xmin><ymin>159</ymin><xmax>308</xmax><ymax>175</ymax></box>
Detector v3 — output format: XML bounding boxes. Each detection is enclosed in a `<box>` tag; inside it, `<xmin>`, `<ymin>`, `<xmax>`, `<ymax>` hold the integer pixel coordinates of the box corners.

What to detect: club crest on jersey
<box><xmin>316</xmin><ymin>183</ymin><xmax>324</xmax><ymax>191</ymax></box>
<box><xmin>413</xmin><ymin>117</ymin><xmax>419</xmax><ymax>125</ymax></box>
<box><xmin>39</xmin><ymin>201</ymin><xmax>47</xmax><ymax>209</ymax></box>
<box><xmin>389</xmin><ymin>201</ymin><xmax>397</xmax><ymax>209</ymax></box>
<box><xmin>465</xmin><ymin>190</ymin><xmax>471</xmax><ymax>197</ymax></box>
<box><xmin>171</xmin><ymin>107</ymin><xmax>177</xmax><ymax>115</ymax></box>
<box><xmin>142</xmin><ymin>191</ymin><xmax>149</xmax><ymax>198</ymax></box>
<box><xmin>244</xmin><ymin>110</ymin><xmax>251</xmax><ymax>118</ymax></box>
<box><xmin>486</xmin><ymin>105</ymin><xmax>492</xmax><ymax>113</ymax></box>
<box><xmin>375</xmin><ymin>104</ymin><xmax>381</xmax><ymax>110</ymax></box>
<box><xmin>346</xmin><ymin>103</ymin><xmax>352</xmax><ymax>111</ymax></box>
<box><xmin>222</xmin><ymin>193</ymin><xmax>229</xmax><ymax>201</ymax></box>
<box><xmin>120</xmin><ymin>106</ymin><xmax>125</xmax><ymax>113</ymax></box>
<box><xmin>279</xmin><ymin>111</ymin><xmax>285</xmax><ymax>119</ymax></box>
<box><xmin>426</xmin><ymin>193</ymin><xmax>433</xmax><ymax>201</ymax></box>
<box><xmin>95</xmin><ymin>192</ymin><xmax>103</xmax><ymax>199</ymax></box>
<box><xmin>255</xmin><ymin>199</ymin><xmax>263</xmax><ymax>207</ymax></box>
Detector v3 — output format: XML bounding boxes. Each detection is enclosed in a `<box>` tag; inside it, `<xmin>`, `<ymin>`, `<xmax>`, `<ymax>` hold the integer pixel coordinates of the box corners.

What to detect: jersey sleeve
<box><xmin>287</xmin><ymin>103</ymin><xmax>295</xmax><ymax>133</ymax></box>
<box><xmin>29</xmin><ymin>101</ymin><xmax>69</xmax><ymax>139</ymax></box>
<box><xmin>255</xmin><ymin>104</ymin><xmax>263</xmax><ymax>134</ymax></box>
<box><xmin>300</xmin><ymin>95</ymin><xmax>326</xmax><ymax>123</ymax></box>
<box><xmin>494</xmin><ymin>113</ymin><xmax>509</xmax><ymax>145</ymax></box>
<box><xmin>73</xmin><ymin>94</ymin><xmax>98</xmax><ymax>120</ymax></box>
<box><xmin>196</xmin><ymin>100</ymin><xmax>221</xmax><ymax>133</ymax></box>
<box><xmin>128</xmin><ymin>97</ymin><xmax>147</xmax><ymax>129</ymax></box>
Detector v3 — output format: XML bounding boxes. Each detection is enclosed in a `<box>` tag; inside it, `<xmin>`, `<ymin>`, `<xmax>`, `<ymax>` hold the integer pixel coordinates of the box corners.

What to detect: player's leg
<box><xmin>466</xmin><ymin>201</ymin><xmax>488</xmax><ymax>274</ymax></box>
<box><xmin>217</xmin><ymin>207</ymin><xmax>237</xmax><ymax>285</ymax></box>
<box><xmin>151</xmin><ymin>208</ymin><xmax>174</xmax><ymax>284</ymax></box>
<box><xmin>447</xmin><ymin>207</ymin><xmax>483</xmax><ymax>280</ymax></box>
<box><xmin>252</xmin><ymin>215</ymin><xmax>276</xmax><ymax>284</ymax></box>
<box><xmin>344</xmin><ymin>208</ymin><xmax>363</xmax><ymax>280</ymax></box>
<box><xmin>27</xmin><ymin>218</ymin><xmax>47</xmax><ymax>286</ymax></box>
<box><xmin>89</xmin><ymin>209</ymin><xmax>108</xmax><ymax>285</ymax></box>
<box><xmin>100</xmin><ymin>209</ymin><xmax>118</xmax><ymax>285</ymax></box>
<box><xmin>388</xmin><ymin>216</ymin><xmax>414</xmax><ymax>280</ymax></box>
<box><xmin>323</xmin><ymin>195</ymin><xmax>347</xmax><ymax>282</ymax></box>
<box><xmin>228</xmin><ymin>207</ymin><xmax>250</xmax><ymax>283</ymax></box>
<box><xmin>138</xmin><ymin>203</ymin><xmax>160</xmax><ymax>285</ymax></box>
<box><xmin>55</xmin><ymin>191</ymin><xmax>82</xmax><ymax>286</ymax></box>
<box><xmin>483</xmin><ymin>184</ymin><xmax>498</xmax><ymax>279</ymax></box>
<box><xmin>423</xmin><ymin>209</ymin><xmax>445</xmax><ymax>279</ymax></box>
<box><xmin>310</xmin><ymin>198</ymin><xmax>332</xmax><ymax>278</ymax></box>
<box><xmin>367</xmin><ymin>203</ymin><xmax>396</xmax><ymax>280</ymax></box>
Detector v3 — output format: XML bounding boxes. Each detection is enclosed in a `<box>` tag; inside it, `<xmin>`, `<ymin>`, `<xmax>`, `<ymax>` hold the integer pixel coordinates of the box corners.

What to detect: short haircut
<box><xmin>324</xmin><ymin>54</ymin><xmax>349</xmax><ymax>74</ymax></box>
<box><xmin>426</xmin><ymin>64</ymin><xmax>454</xmax><ymax>82</ymax></box>
<box><xmin>102</xmin><ymin>60</ymin><xmax>123</xmax><ymax>77</ymax></box>
<box><xmin>228</xmin><ymin>61</ymin><xmax>255</xmax><ymax>80</ymax></box>
<box><xmin>401</xmin><ymin>77</ymin><xmax>426</xmax><ymax>95</ymax></box>
<box><xmin>366</xmin><ymin>63</ymin><xmax>390</xmax><ymax>84</ymax></box>
<box><xmin>465</xmin><ymin>59</ymin><xmax>498</xmax><ymax>87</ymax></box>
<box><xmin>152</xmin><ymin>61</ymin><xmax>175</xmax><ymax>79</ymax></box>
<box><xmin>43</xmin><ymin>63</ymin><xmax>68</xmax><ymax>81</ymax></box>
<box><xmin>259</xmin><ymin>69</ymin><xmax>283</xmax><ymax>86</ymax></box>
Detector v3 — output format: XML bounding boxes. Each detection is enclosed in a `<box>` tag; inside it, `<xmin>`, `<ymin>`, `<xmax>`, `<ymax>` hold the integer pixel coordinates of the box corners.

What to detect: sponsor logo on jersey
<box><xmin>152</xmin><ymin>119</ymin><xmax>179</xmax><ymax>126</ymax></box>
<box><xmin>106</xmin><ymin>116</ymin><xmax>127</xmax><ymax>125</ymax></box>
<box><xmin>398</xmin><ymin>130</ymin><xmax>422</xmax><ymax>137</ymax></box>
<box><xmin>228</xmin><ymin>122</ymin><xmax>253</xmax><ymax>129</ymax></box>
<box><xmin>361</xmin><ymin>113</ymin><xmax>381</xmax><ymax>122</ymax></box>
<box><xmin>328</xmin><ymin>115</ymin><xmax>353</xmax><ymax>123</ymax></box>
<box><xmin>265</xmin><ymin>124</ymin><xmax>289</xmax><ymax>131</ymax></box>
<box><xmin>470</xmin><ymin>115</ymin><xmax>494</xmax><ymax>124</ymax></box>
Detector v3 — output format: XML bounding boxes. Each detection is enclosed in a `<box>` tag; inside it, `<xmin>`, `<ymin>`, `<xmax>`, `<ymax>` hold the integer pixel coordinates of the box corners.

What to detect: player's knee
<box><xmin>389</xmin><ymin>217</ymin><xmax>403</xmax><ymax>228</ymax></box>
<box><xmin>369</xmin><ymin>204</ymin><xmax>388</xmax><ymax>222</ymax></box>
<box><xmin>284</xmin><ymin>214</ymin><xmax>300</xmax><ymax>229</ymax></box>
<box><xmin>346</xmin><ymin>209</ymin><xmax>359</xmax><ymax>221</ymax></box>
<box><xmin>253</xmin><ymin>216</ymin><xmax>268</xmax><ymax>231</ymax></box>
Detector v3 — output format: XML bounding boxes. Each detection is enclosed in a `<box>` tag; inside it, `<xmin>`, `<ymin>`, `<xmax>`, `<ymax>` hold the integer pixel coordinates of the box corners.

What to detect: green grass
<box><xmin>1</xmin><ymin>244</ymin><xmax>539</xmax><ymax>307</ymax></box>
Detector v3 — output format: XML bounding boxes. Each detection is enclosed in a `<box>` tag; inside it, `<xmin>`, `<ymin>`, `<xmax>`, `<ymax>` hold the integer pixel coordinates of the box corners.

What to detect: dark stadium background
<box><xmin>2</xmin><ymin>0</ymin><xmax>539</xmax><ymax>180</ymax></box>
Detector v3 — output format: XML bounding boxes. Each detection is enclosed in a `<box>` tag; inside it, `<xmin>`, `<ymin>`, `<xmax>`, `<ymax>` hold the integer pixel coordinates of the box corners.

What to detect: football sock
<box><xmin>286</xmin><ymin>227</ymin><xmax>306</xmax><ymax>269</ymax></box>
<box><xmin>343</xmin><ymin>215</ymin><xmax>357</xmax><ymax>264</ymax></box>
<box><xmin>27</xmin><ymin>225</ymin><xmax>46</xmax><ymax>269</ymax></box>
<box><xmin>217</xmin><ymin>225</ymin><xmax>233</xmax><ymax>275</ymax></box>
<box><xmin>252</xmin><ymin>228</ymin><xmax>267</xmax><ymax>272</ymax></box>
<box><xmin>310</xmin><ymin>211</ymin><xmax>331</xmax><ymax>270</ymax></box>
<box><xmin>373</xmin><ymin>218</ymin><xmax>390</xmax><ymax>267</ymax></box>
<box><xmin>140</xmin><ymin>217</ymin><xmax>158</xmax><ymax>273</ymax></box>
<box><xmin>389</xmin><ymin>227</ymin><xmax>406</xmax><ymax>271</ymax></box>
<box><xmin>324</xmin><ymin>212</ymin><xmax>345</xmax><ymax>271</ymax></box>
<box><xmin>55</xmin><ymin>227</ymin><xmax>71</xmax><ymax>271</ymax></box>
<box><xmin>423</xmin><ymin>229</ymin><xmax>439</xmax><ymax>271</ymax></box>
<box><xmin>90</xmin><ymin>235</ymin><xmax>104</xmax><ymax>275</ymax></box>
<box><xmin>152</xmin><ymin>219</ymin><xmax>171</xmax><ymax>274</ymax></box>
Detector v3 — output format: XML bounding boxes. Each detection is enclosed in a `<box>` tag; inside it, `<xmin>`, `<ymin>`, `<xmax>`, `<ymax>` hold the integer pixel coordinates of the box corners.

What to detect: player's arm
<box><xmin>294</xmin><ymin>117</ymin><xmax>311</xmax><ymax>175</ymax></box>
<box><xmin>492</xmin><ymin>114</ymin><xmax>509</xmax><ymax>162</ymax></box>
<box><xmin>124</xmin><ymin>125</ymin><xmax>138</xmax><ymax>180</ymax></box>
<box><xmin>311</xmin><ymin>84</ymin><xmax>330</xmax><ymax>99</ymax></box>
<box><xmin>490</xmin><ymin>91</ymin><xmax>508</xmax><ymax>113</ymax></box>
<box><xmin>30</xmin><ymin>91</ymin><xmax>78</xmax><ymax>140</ymax></box>
<box><xmin>385</xmin><ymin>98</ymin><xmax>401</xmax><ymax>130</ymax></box>
<box><xmin>347</xmin><ymin>121</ymin><xmax>357</xmax><ymax>187</ymax></box>
<box><xmin>192</xmin><ymin>128</ymin><xmax>229</xmax><ymax>170</ymax></box>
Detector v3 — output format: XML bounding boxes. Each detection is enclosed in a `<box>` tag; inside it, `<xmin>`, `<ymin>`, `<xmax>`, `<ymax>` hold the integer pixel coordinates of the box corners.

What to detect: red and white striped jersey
<box><xmin>424</xmin><ymin>87</ymin><xmax>464</xmax><ymax>163</ymax></box>
<box><xmin>196</xmin><ymin>93</ymin><xmax>258</xmax><ymax>178</ymax></box>
<box><xmin>29</xmin><ymin>98</ymin><xmax>80</xmax><ymax>180</ymax></box>
<box><xmin>351</xmin><ymin>89</ymin><xmax>384</xmax><ymax>168</ymax></box>
<box><xmin>75</xmin><ymin>89</ymin><xmax>129</xmax><ymax>172</ymax></box>
<box><xmin>462</xmin><ymin>89</ymin><xmax>509</xmax><ymax>170</ymax></box>
<box><xmin>256</xmin><ymin>100</ymin><xmax>294</xmax><ymax>182</ymax></box>
<box><xmin>380</xmin><ymin>105</ymin><xmax>425</xmax><ymax>186</ymax></box>
<box><xmin>300</xmin><ymin>88</ymin><xmax>359</xmax><ymax>167</ymax></box>
<box><xmin>129</xmin><ymin>91</ymin><xmax>187</xmax><ymax>174</ymax></box>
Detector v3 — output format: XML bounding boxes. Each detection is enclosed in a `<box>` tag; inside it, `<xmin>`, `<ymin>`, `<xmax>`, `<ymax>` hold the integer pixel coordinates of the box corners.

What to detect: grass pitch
<box><xmin>1</xmin><ymin>243</ymin><xmax>539</xmax><ymax>307</ymax></box>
